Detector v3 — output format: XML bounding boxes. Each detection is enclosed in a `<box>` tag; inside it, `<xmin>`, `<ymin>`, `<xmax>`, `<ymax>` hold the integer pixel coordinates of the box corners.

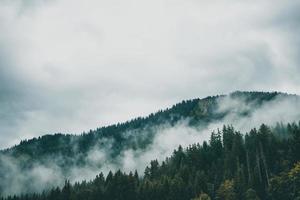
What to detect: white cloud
<box><xmin>0</xmin><ymin>0</ymin><xmax>299</xmax><ymax>148</ymax></box>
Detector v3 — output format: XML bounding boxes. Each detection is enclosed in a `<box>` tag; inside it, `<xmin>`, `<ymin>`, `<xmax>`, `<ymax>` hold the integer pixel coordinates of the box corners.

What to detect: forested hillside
<box><xmin>2</xmin><ymin>122</ymin><xmax>300</xmax><ymax>200</ymax></box>
<box><xmin>0</xmin><ymin>91</ymin><xmax>300</xmax><ymax>198</ymax></box>
<box><xmin>0</xmin><ymin>91</ymin><xmax>283</xmax><ymax>165</ymax></box>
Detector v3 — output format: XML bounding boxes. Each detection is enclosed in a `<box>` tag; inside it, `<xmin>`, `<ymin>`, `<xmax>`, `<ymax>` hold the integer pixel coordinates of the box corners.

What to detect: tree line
<box><xmin>1</xmin><ymin>121</ymin><xmax>300</xmax><ymax>200</ymax></box>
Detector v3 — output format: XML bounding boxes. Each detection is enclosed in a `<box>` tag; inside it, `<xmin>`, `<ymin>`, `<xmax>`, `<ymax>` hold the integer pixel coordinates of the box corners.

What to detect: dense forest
<box><xmin>0</xmin><ymin>91</ymin><xmax>300</xmax><ymax>199</ymax></box>
<box><xmin>2</xmin><ymin>122</ymin><xmax>300</xmax><ymax>200</ymax></box>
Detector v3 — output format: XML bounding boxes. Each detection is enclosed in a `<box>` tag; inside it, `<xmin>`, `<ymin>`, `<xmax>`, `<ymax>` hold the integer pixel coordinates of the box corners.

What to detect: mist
<box><xmin>1</xmin><ymin>93</ymin><xmax>300</xmax><ymax>196</ymax></box>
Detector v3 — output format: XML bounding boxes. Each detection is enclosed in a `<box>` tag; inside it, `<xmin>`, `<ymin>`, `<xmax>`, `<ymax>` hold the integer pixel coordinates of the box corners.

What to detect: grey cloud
<box><xmin>0</xmin><ymin>0</ymin><xmax>300</xmax><ymax>148</ymax></box>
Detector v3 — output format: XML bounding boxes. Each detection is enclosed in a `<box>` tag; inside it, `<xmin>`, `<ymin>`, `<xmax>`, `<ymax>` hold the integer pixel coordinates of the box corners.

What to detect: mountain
<box><xmin>1</xmin><ymin>110</ymin><xmax>300</xmax><ymax>200</ymax></box>
<box><xmin>0</xmin><ymin>91</ymin><xmax>300</xmax><ymax>196</ymax></box>
<box><xmin>0</xmin><ymin>91</ymin><xmax>285</xmax><ymax>156</ymax></box>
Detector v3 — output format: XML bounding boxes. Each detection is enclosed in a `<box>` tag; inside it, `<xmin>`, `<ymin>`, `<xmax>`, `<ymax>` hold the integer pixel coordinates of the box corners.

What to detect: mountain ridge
<box><xmin>1</xmin><ymin>91</ymin><xmax>291</xmax><ymax>153</ymax></box>
<box><xmin>1</xmin><ymin>91</ymin><xmax>296</xmax><ymax>165</ymax></box>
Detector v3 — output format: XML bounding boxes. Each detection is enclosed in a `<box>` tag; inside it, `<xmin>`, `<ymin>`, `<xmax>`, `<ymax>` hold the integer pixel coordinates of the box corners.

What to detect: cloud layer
<box><xmin>0</xmin><ymin>0</ymin><xmax>300</xmax><ymax>148</ymax></box>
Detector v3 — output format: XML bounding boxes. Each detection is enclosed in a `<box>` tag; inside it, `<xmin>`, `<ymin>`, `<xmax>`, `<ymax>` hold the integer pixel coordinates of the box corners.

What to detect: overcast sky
<box><xmin>0</xmin><ymin>0</ymin><xmax>300</xmax><ymax>148</ymax></box>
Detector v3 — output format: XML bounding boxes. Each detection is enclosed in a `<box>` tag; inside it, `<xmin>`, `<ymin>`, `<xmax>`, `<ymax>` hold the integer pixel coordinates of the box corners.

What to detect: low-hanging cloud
<box><xmin>1</xmin><ymin>93</ymin><xmax>300</xmax><ymax>196</ymax></box>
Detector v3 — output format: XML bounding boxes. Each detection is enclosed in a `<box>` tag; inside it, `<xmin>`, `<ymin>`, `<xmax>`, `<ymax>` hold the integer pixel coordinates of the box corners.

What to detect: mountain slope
<box><xmin>1</xmin><ymin>91</ymin><xmax>283</xmax><ymax>157</ymax></box>
<box><xmin>0</xmin><ymin>91</ymin><xmax>299</xmax><ymax>195</ymax></box>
